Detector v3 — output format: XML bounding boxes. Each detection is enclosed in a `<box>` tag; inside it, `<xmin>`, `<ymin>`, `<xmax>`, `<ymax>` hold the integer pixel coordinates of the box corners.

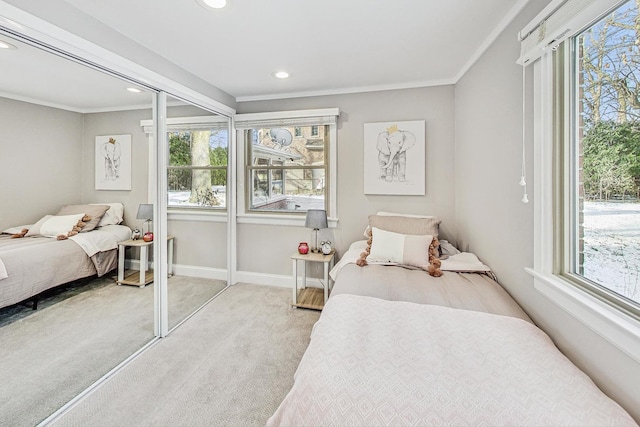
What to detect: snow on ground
<box><xmin>583</xmin><ymin>201</ymin><xmax>640</xmax><ymax>303</ymax></box>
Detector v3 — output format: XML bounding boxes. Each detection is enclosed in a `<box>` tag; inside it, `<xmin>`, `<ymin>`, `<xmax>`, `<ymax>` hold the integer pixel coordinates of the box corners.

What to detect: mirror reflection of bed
<box><xmin>0</xmin><ymin>34</ymin><xmax>227</xmax><ymax>426</ymax></box>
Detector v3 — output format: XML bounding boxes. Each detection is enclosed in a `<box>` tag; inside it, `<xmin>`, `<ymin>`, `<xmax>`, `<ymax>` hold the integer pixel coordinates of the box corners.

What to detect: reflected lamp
<box><xmin>305</xmin><ymin>209</ymin><xmax>328</xmax><ymax>253</ymax></box>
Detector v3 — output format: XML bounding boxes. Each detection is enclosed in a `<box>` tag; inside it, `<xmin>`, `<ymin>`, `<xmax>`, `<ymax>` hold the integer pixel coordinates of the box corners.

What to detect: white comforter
<box><xmin>268</xmin><ymin>294</ymin><xmax>636</xmax><ymax>426</ymax></box>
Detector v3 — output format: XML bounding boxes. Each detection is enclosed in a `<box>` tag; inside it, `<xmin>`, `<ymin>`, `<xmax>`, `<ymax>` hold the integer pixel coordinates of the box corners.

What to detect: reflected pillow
<box><xmin>39</xmin><ymin>213</ymin><xmax>86</xmax><ymax>238</ymax></box>
<box><xmin>25</xmin><ymin>215</ymin><xmax>54</xmax><ymax>237</ymax></box>
<box><xmin>57</xmin><ymin>204</ymin><xmax>110</xmax><ymax>232</ymax></box>
<box><xmin>93</xmin><ymin>203</ymin><xmax>124</xmax><ymax>226</ymax></box>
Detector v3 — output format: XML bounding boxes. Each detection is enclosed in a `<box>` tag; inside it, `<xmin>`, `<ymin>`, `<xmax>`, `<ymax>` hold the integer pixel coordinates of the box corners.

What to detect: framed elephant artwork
<box><xmin>95</xmin><ymin>134</ymin><xmax>132</xmax><ymax>190</ymax></box>
<box><xmin>363</xmin><ymin>120</ymin><xmax>425</xmax><ymax>195</ymax></box>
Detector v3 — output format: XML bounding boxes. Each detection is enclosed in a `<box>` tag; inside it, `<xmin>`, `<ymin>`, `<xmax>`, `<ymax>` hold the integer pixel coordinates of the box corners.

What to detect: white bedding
<box><xmin>268</xmin><ymin>294</ymin><xmax>637</xmax><ymax>426</ymax></box>
<box><xmin>330</xmin><ymin>240</ymin><xmax>491</xmax><ymax>281</ymax></box>
<box><xmin>69</xmin><ymin>224</ymin><xmax>131</xmax><ymax>257</ymax></box>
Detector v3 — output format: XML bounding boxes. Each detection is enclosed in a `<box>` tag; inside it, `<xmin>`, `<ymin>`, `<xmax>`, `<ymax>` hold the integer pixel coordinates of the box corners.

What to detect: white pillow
<box><xmin>39</xmin><ymin>213</ymin><xmax>86</xmax><ymax>238</ymax></box>
<box><xmin>2</xmin><ymin>224</ymin><xmax>33</xmax><ymax>234</ymax></box>
<box><xmin>25</xmin><ymin>215</ymin><xmax>55</xmax><ymax>237</ymax></box>
<box><xmin>366</xmin><ymin>227</ymin><xmax>433</xmax><ymax>269</ymax></box>
<box><xmin>92</xmin><ymin>203</ymin><xmax>124</xmax><ymax>226</ymax></box>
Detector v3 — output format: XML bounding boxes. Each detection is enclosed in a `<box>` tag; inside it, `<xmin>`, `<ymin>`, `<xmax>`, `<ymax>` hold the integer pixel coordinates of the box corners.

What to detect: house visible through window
<box><xmin>245</xmin><ymin>125</ymin><xmax>327</xmax><ymax>212</ymax></box>
<box><xmin>168</xmin><ymin>128</ymin><xmax>228</xmax><ymax>209</ymax></box>
<box><xmin>567</xmin><ymin>0</ymin><xmax>640</xmax><ymax>309</ymax></box>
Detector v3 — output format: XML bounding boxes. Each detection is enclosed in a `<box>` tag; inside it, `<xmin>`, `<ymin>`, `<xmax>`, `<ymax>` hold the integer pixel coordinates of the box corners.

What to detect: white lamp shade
<box><xmin>305</xmin><ymin>209</ymin><xmax>328</xmax><ymax>230</ymax></box>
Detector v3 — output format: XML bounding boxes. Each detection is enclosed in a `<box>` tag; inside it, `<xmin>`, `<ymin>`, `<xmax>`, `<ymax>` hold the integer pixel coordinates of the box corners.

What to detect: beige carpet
<box><xmin>52</xmin><ymin>284</ymin><xmax>320</xmax><ymax>427</ymax></box>
<box><xmin>0</xmin><ymin>275</ymin><xmax>225</xmax><ymax>427</ymax></box>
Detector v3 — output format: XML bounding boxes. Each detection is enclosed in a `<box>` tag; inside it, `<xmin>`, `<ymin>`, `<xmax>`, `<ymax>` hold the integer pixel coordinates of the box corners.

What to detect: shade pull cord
<box><xmin>520</xmin><ymin>65</ymin><xmax>529</xmax><ymax>204</ymax></box>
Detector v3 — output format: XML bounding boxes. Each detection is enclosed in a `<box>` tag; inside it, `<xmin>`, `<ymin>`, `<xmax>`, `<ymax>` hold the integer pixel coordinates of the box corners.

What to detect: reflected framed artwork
<box><xmin>95</xmin><ymin>134</ymin><xmax>132</xmax><ymax>190</ymax></box>
<box><xmin>363</xmin><ymin>120</ymin><xmax>425</xmax><ymax>195</ymax></box>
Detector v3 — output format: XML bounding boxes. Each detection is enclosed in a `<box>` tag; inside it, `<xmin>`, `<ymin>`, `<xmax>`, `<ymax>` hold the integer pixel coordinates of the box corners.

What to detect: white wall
<box><xmin>0</xmin><ymin>97</ymin><xmax>83</xmax><ymax>230</ymax></box>
<box><xmin>454</xmin><ymin>0</ymin><xmax>640</xmax><ymax>421</ymax></box>
<box><xmin>237</xmin><ymin>85</ymin><xmax>456</xmax><ymax>276</ymax></box>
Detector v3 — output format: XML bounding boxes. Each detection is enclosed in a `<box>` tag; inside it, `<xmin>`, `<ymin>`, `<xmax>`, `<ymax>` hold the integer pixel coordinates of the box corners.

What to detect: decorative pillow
<box><xmin>39</xmin><ymin>213</ymin><xmax>87</xmax><ymax>239</ymax></box>
<box><xmin>57</xmin><ymin>204</ymin><xmax>110</xmax><ymax>232</ymax></box>
<box><xmin>92</xmin><ymin>203</ymin><xmax>124</xmax><ymax>226</ymax></box>
<box><xmin>24</xmin><ymin>215</ymin><xmax>55</xmax><ymax>237</ymax></box>
<box><xmin>357</xmin><ymin>215</ymin><xmax>442</xmax><ymax>277</ymax></box>
<box><xmin>366</xmin><ymin>227</ymin><xmax>433</xmax><ymax>268</ymax></box>
<box><xmin>363</xmin><ymin>212</ymin><xmax>440</xmax><ymax>238</ymax></box>
<box><xmin>368</xmin><ymin>214</ymin><xmax>440</xmax><ymax>237</ymax></box>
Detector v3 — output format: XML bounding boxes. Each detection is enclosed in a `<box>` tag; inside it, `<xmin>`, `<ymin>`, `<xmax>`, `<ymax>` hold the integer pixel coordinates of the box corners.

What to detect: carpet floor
<box><xmin>52</xmin><ymin>284</ymin><xmax>320</xmax><ymax>427</ymax></box>
<box><xmin>0</xmin><ymin>274</ymin><xmax>226</xmax><ymax>427</ymax></box>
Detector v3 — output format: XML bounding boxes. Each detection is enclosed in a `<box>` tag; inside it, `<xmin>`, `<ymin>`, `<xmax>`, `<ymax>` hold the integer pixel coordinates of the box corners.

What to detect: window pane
<box><xmin>251</xmin><ymin>126</ymin><xmax>325</xmax><ymax>164</ymax></box>
<box><xmin>575</xmin><ymin>0</ymin><xmax>640</xmax><ymax>304</ymax></box>
<box><xmin>168</xmin><ymin>129</ymin><xmax>228</xmax><ymax>208</ymax></box>
<box><xmin>250</xmin><ymin>168</ymin><xmax>325</xmax><ymax>211</ymax></box>
<box><xmin>247</xmin><ymin>125</ymin><xmax>328</xmax><ymax>213</ymax></box>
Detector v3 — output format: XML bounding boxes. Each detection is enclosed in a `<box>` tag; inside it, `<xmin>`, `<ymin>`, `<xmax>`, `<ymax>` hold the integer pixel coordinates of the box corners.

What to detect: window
<box><xmin>564</xmin><ymin>0</ymin><xmax>640</xmax><ymax>312</ymax></box>
<box><xmin>521</xmin><ymin>0</ymin><xmax>640</xmax><ymax>355</ymax></box>
<box><xmin>167</xmin><ymin>123</ymin><xmax>228</xmax><ymax>209</ymax></box>
<box><xmin>235</xmin><ymin>109</ymin><xmax>339</xmax><ymax>218</ymax></box>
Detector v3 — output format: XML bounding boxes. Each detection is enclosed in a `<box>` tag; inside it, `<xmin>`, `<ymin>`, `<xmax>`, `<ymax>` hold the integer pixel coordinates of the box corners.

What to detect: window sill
<box><xmin>237</xmin><ymin>213</ymin><xmax>339</xmax><ymax>228</ymax></box>
<box><xmin>168</xmin><ymin>210</ymin><xmax>227</xmax><ymax>222</ymax></box>
<box><xmin>526</xmin><ymin>268</ymin><xmax>640</xmax><ymax>363</ymax></box>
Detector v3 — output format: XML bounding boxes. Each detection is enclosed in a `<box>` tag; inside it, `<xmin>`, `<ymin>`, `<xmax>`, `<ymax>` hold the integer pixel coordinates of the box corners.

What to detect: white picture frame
<box><xmin>363</xmin><ymin>120</ymin><xmax>425</xmax><ymax>195</ymax></box>
<box><xmin>95</xmin><ymin>134</ymin><xmax>132</xmax><ymax>191</ymax></box>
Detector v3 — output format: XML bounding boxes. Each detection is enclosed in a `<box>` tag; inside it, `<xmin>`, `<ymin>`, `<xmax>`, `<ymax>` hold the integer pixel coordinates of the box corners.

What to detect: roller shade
<box><xmin>234</xmin><ymin>108</ymin><xmax>339</xmax><ymax>129</ymax></box>
<box><xmin>518</xmin><ymin>0</ymin><xmax>624</xmax><ymax>66</ymax></box>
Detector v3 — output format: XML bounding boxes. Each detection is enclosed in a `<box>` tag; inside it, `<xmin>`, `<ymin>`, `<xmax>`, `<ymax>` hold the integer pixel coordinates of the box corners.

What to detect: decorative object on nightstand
<box><xmin>131</xmin><ymin>228</ymin><xmax>142</xmax><ymax>240</ymax></box>
<box><xmin>136</xmin><ymin>203</ymin><xmax>154</xmax><ymax>242</ymax></box>
<box><xmin>320</xmin><ymin>240</ymin><xmax>333</xmax><ymax>255</ymax></box>
<box><xmin>305</xmin><ymin>209</ymin><xmax>328</xmax><ymax>253</ymax></box>
<box><xmin>298</xmin><ymin>242</ymin><xmax>309</xmax><ymax>254</ymax></box>
<box><xmin>291</xmin><ymin>251</ymin><xmax>335</xmax><ymax>311</ymax></box>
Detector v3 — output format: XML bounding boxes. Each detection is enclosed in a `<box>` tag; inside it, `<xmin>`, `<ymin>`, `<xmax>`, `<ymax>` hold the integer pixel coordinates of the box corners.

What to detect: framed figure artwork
<box><xmin>95</xmin><ymin>134</ymin><xmax>132</xmax><ymax>191</ymax></box>
<box><xmin>363</xmin><ymin>120</ymin><xmax>425</xmax><ymax>195</ymax></box>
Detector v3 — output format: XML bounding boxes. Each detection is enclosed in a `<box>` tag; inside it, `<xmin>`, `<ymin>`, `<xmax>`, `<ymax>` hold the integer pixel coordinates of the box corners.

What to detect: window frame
<box><xmin>235</xmin><ymin>108</ymin><xmax>339</xmax><ymax>227</ymax></box>
<box><xmin>141</xmin><ymin>115</ymin><xmax>231</xmax><ymax>221</ymax></box>
<box><xmin>524</xmin><ymin>0</ymin><xmax>640</xmax><ymax>362</ymax></box>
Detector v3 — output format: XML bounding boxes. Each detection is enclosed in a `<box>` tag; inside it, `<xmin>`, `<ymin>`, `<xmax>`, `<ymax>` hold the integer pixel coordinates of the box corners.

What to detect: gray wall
<box><xmin>454</xmin><ymin>0</ymin><xmax>640</xmax><ymax>420</ymax></box>
<box><xmin>0</xmin><ymin>97</ymin><xmax>83</xmax><ymax>230</ymax></box>
<box><xmin>237</xmin><ymin>85</ymin><xmax>456</xmax><ymax>275</ymax></box>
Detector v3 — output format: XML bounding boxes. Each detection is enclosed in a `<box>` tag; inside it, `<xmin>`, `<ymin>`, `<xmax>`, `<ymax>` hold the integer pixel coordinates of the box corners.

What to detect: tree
<box><xmin>189</xmin><ymin>130</ymin><xmax>220</xmax><ymax>206</ymax></box>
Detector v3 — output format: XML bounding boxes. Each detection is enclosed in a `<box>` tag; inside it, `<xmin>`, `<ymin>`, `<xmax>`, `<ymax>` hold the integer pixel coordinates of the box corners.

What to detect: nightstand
<box><xmin>117</xmin><ymin>236</ymin><xmax>174</xmax><ymax>288</ymax></box>
<box><xmin>291</xmin><ymin>251</ymin><xmax>335</xmax><ymax>310</ymax></box>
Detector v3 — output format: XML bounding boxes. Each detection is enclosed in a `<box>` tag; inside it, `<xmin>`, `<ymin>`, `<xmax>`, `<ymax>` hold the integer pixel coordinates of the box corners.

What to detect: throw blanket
<box><xmin>330</xmin><ymin>240</ymin><xmax>491</xmax><ymax>281</ymax></box>
<box><xmin>268</xmin><ymin>295</ymin><xmax>636</xmax><ymax>426</ymax></box>
<box><xmin>69</xmin><ymin>225</ymin><xmax>131</xmax><ymax>257</ymax></box>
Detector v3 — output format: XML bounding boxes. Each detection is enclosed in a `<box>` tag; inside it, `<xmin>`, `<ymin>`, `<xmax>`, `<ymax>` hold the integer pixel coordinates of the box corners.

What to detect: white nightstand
<box><xmin>291</xmin><ymin>251</ymin><xmax>335</xmax><ymax>310</ymax></box>
<box><xmin>117</xmin><ymin>236</ymin><xmax>174</xmax><ymax>288</ymax></box>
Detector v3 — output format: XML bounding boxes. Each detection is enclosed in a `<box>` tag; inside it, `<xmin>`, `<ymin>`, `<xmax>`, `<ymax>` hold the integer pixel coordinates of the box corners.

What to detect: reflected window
<box><xmin>168</xmin><ymin>126</ymin><xmax>228</xmax><ymax>209</ymax></box>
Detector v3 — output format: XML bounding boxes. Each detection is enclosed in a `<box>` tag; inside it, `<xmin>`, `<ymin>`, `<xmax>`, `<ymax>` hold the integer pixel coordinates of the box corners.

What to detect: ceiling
<box><xmin>0</xmin><ymin>0</ymin><xmax>530</xmax><ymax>111</ymax></box>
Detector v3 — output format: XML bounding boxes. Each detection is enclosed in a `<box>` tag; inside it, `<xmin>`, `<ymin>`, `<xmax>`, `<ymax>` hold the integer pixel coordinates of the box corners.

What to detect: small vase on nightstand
<box><xmin>298</xmin><ymin>242</ymin><xmax>309</xmax><ymax>254</ymax></box>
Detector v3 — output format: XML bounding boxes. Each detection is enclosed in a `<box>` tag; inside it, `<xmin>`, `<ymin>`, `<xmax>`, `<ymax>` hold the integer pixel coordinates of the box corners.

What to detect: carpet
<box><xmin>52</xmin><ymin>284</ymin><xmax>320</xmax><ymax>427</ymax></box>
<box><xmin>0</xmin><ymin>274</ymin><xmax>226</xmax><ymax>427</ymax></box>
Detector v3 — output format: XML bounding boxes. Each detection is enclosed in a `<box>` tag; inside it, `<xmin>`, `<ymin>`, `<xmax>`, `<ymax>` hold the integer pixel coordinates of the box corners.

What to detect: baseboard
<box><xmin>125</xmin><ymin>260</ymin><xmax>226</xmax><ymax>281</ymax></box>
<box><xmin>234</xmin><ymin>271</ymin><xmax>323</xmax><ymax>289</ymax></box>
<box><xmin>124</xmin><ymin>262</ymin><xmax>321</xmax><ymax>288</ymax></box>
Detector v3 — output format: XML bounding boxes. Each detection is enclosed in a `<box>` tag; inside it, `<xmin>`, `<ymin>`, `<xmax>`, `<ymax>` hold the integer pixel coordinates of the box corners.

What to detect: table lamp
<box><xmin>305</xmin><ymin>209</ymin><xmax>328</xmax><ymax>253</ymax></box>
<box><xmin>136</xmin><ymin>204</ymin><xmax>154</xmax><ymax>241</ymax></box>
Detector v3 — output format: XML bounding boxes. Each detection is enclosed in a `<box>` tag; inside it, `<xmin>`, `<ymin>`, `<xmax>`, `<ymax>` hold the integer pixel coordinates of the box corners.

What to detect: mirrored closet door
<box><xmin>163</xmin><ymin>94</ymin><xmax>229</xmax><ymax>330</ymax></box>
<box><xmin>0</xmin><ymin>33</ymin><xmax>157</xmax><ymax>425</ymax></box>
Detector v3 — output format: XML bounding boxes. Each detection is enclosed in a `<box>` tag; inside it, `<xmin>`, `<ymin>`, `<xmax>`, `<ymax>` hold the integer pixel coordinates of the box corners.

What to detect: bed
<box><xmin>268</xmin><ymin>214</ymin><xmax>637</xmax><ymax>426</ymax></box>
<box><xmin>0</xmin><ymin>203</ymin><xmax>131</xmax><ymax>310</ymax></box>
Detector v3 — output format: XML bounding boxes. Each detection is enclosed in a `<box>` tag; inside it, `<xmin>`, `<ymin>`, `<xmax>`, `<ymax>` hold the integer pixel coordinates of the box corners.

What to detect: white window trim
<box><xmin>527</xmin><ymin>49</ymin><xmax>640</xmax><ymax>363</ymax></box>
<box><xmin>235</xmin><ymin>108</ymin><xmax>339</xmax><ymax>227</ymax></box>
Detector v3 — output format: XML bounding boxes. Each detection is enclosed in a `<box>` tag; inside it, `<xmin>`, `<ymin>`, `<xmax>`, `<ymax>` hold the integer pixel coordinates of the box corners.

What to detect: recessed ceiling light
<box><xmin>274</xmin><ymin>71</ymin><xmax>290</xmax><ymax>79</ymax></box>
<box><xmin>196</xmin><ymin>0</ymin><xmax>227</xmax><ymax>9</ymax></box>
<box><xmin>126</xmin><ymin>87</ymin><xmax>143</xmax><ymax>93</ymax></box>
<box><xmin>0</xmin><ymin>40</ymin><xmax>17</xmax><ymax>50</ymax></box>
